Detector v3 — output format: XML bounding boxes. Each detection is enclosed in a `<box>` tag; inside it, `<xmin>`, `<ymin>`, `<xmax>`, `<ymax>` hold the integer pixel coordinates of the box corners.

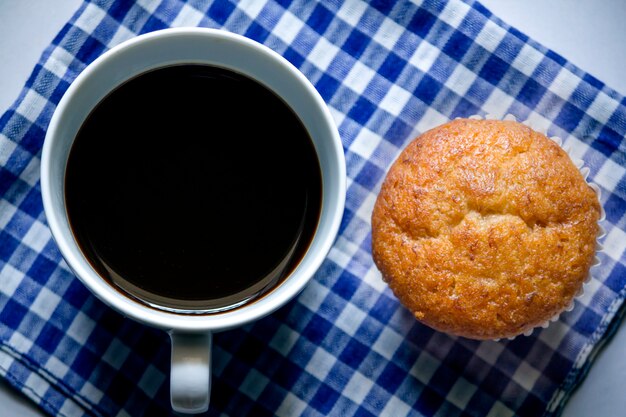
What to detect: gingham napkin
<box><xmin>1</xmin><ymin>1</ymin><xmax>625</xmax><ymax>416</ymax></box>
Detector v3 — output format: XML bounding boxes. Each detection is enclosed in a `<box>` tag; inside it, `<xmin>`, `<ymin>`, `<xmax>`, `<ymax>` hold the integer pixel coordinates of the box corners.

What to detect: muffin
<box><xmin>371</xmin><ymin>118</ymin><xmax>601</xmax><ymax>340</ymax></box>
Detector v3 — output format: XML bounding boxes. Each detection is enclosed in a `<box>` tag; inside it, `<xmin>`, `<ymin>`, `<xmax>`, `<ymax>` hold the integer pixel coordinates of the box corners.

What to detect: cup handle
<box><xmin>169</xmin><ymin>331</ymin><xmax>212</xmax><ymax>414</ymax></box>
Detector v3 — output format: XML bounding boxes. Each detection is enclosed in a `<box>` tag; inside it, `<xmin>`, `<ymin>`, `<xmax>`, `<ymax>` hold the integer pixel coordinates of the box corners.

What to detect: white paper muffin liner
<box><xmin>464</xmin><ymin>113</ymin><xmax>606</xmax><ymax>341</ymax></box>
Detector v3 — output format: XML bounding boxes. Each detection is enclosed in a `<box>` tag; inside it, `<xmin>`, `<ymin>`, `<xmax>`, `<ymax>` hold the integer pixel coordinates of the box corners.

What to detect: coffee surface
<box><xmin>65</xmin><ymin>65</ymin><xmax>322</xmax><ymax>311</ymax></box>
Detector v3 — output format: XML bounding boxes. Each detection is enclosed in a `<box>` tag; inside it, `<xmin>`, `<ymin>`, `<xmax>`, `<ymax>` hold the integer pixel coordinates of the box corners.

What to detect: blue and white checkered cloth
<box><xmin>1</xmin><ymin>0</ymin><xmax>625</xmax><ymax>416</ymax></box>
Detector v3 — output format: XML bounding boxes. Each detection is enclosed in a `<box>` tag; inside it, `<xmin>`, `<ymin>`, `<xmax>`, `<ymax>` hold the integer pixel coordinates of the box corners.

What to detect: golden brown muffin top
<box><xmin>371</xmin><ymin>118</ymin><xmax>601</xmax><ymax>340</ymax></box>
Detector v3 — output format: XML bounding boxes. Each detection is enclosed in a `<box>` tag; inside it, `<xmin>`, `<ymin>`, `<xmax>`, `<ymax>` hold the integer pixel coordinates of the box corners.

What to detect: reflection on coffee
<box><xmin>65</xmin><ymin>65</ymin><xmax>322</xmax><ymax>312</ymax></box>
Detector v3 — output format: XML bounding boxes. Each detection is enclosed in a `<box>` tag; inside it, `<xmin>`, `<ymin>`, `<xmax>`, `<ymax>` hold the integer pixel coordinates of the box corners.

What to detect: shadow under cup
<box><xmin>41</xmin><ymin>28</ymin><xmax>345</xmax><ymax>414</ymax></box>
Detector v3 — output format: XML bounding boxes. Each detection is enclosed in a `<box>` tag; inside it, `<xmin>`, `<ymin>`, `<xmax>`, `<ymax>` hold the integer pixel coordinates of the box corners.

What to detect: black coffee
<box><xmin>65</xmin><ymin>65</ymin><xmax>322</xmax><ymax>312</ymax></box>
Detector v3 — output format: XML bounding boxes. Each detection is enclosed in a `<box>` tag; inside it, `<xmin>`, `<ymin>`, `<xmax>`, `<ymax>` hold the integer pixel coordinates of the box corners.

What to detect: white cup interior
<box><xmin>41</xmin><ymin>28</ymin><xmax>346</xmax><ymax>332</ymax></box>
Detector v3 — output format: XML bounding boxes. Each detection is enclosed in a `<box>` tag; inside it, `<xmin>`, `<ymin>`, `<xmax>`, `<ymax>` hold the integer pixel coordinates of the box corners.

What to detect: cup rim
<box><xmin>41</xmin><ymin>27</ymin><xmax>346</xmax><ymax>332</ymax></box>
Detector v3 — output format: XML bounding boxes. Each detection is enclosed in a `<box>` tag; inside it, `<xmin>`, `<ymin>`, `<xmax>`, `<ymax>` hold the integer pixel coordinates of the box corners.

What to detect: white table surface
<box><xmin>0</xmin><ymin>1</ymin><xmax>625</xmax><ymax>416</ymax></box>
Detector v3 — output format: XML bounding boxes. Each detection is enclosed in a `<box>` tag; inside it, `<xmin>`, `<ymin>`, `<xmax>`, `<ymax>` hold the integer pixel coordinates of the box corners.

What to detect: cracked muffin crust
<box><xmin>371</xmin><ymin>118</ymin><xmax>601</xmax><ymax>340</ymax></box>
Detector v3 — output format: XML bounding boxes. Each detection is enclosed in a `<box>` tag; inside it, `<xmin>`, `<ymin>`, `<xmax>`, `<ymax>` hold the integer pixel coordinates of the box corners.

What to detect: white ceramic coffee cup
<box><xmin>41</xmin><ymin>28</ymin><xmax>345</xmax><ymax>414</ymax></box>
